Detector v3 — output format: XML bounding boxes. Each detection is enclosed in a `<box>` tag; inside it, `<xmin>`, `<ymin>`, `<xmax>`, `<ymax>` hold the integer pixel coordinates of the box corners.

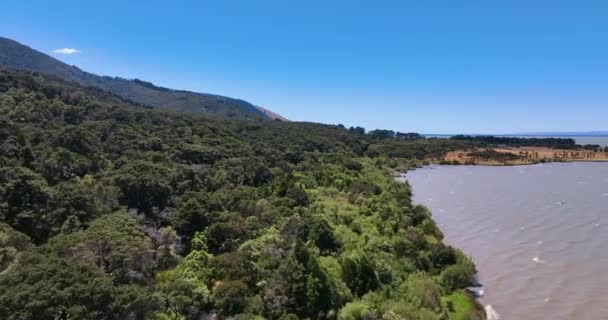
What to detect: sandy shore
<box><xmin>435</xmin><ymin>147</ymin><xmax>608</xmax><ymax>166</ymax></box>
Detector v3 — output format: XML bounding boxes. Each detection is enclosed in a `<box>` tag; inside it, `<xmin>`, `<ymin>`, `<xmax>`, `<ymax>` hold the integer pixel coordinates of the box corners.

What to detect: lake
<box><xmin>404</xmin><ymin>163</ymin><xmax>608</xmax><ymax>320</ymax></box>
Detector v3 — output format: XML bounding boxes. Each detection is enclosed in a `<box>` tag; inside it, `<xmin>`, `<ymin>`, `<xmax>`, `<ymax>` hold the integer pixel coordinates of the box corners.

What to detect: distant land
<box><xmin>0</xmin><ymin>36</ymin><xmax>286</xmax><ymax>121</ymax></box>
<box><xmin>425</xmin><ymin>131</ymin><xmax>608</xmax><ymax>137</ymax></box>
<box><xmin>425</xmin><ymin>132</ymin><xmax>608</xmax><ymax>148</ymax></box>
<box><xmin>510</xmin><ymin>131</ymin><xmax>608</xmax><ymax>136</ymax></box>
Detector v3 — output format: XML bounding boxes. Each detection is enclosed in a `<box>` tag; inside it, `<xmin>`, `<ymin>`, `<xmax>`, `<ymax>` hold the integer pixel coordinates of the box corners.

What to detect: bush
<box><xmin>440</xmin><ymin>264</ymin><xmax>475</xmax><ymax>292</ymax></box>
<box><xmin>392</xmin><ymin>238</ymin><xmax>415</xmax><ymax>259</ymax></box>
<box><xmin>286</xmin><ymin>185</ymin><xmax>309</xmax><ymax>207</ymax></box>
<box><xmin>213</xmin><ymin>280</ymin><xmax>250</xmax><ymax>315</ymax></box>
<box><xmin>309</xmin><ymin>218</ymin><xmax>340</xmax><ymax>254</ymax></box>
<box><xmin>339</xmin><ymin>301</ymin><xmax>373</xmax><ymax>320</ymax></box>
<box><xmin>400</xmin><ymin>274</ymin><xmax>442</xmax><ymax>311</ymax></box>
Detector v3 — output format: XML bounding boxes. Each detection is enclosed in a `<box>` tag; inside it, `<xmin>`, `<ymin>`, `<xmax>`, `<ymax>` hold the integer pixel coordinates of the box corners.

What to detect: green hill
<box><xmin>0</xmin><ymin>36</ymin><xmax>274</xmax><ymax>121</ymax></box>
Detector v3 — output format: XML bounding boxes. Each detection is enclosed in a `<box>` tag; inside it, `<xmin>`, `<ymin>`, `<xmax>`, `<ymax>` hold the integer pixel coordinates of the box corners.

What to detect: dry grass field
<box><xmin>437</xmin><ymin>147</ymin><xmax>608</xmax><ymax>166</ymax></box>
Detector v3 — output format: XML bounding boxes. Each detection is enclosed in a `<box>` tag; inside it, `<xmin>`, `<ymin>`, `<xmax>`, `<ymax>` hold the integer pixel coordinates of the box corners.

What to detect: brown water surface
<box><xmin>405</xmin><ymin>163</ymin><xmax>608</xmax><ymax>320</ymax></box>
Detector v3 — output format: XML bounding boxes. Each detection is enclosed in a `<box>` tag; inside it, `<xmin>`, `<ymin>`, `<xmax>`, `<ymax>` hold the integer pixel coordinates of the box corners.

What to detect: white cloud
<box><xmin>53</xmin><ymin>48</ymin><xmax>81</xmax><ymax>55</ymax></box>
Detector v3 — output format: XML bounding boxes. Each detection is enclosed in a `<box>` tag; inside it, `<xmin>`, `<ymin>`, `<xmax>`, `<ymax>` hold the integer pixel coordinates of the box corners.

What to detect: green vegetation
<box><xmin>366</xmin><ymin>139</ymin><xmax>473</xmax><ymax>159</ymax></box>
<box><xmin>582</xmin><ymin>144</ymin><xmax>602</xmax><ymax>152</ymax></box>
<box><xmin>0</xmin><ymin>37</ymin><xmax>269</xmax><ymax>120</ymax></box>
<box><xmin>0</xmin><ymin>69</ymin><xmax>481</xmax><ymax>319</ymax></box>
<box><xmin>450</xmin><ymin>135</ymin><xmax>578</xmax><ymax>149</ymax></box>
<box><xmin>442</xmin><ymin>291</ymin><xmax>482</xmax><ymax>320</ymax></box>
<box><xmin>468</xmin><ymin>149</ymin><xmax>521</xmax><ymax>162</ymax></box>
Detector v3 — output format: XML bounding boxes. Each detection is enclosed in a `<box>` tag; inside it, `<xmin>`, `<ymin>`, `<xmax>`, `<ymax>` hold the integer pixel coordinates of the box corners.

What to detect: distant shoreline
<box><xmin>430</xmin><ymin>146</ymin><xmax>608</xmax><ymax>166</ymax></box>
<box><xmin>424</xmin><ymin>133</ymin><xmax>608</xmax><ymax>138</ymax></box>
<box><xmin>430</xmin><ymin>158</ymin><xmax>608</xmax><ymax>167</ymax></box>
<box><xmin>425</xmin><ymin>134</ymin><xmax>608</xmax><ymax>148</ymax></box>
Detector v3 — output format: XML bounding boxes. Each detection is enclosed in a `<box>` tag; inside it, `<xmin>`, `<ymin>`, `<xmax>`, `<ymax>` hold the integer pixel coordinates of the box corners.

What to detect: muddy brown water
<box><xmin>404</xmin><ymin>163</ymin><xmax>608</xmax><ymax>320</ymax></box>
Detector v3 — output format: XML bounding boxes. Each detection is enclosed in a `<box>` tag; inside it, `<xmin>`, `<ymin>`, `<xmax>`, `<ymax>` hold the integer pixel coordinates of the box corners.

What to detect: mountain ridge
<box><xmin>0</xmin><ymin>36</ymin><xmax>286</xmax><ymax>121</ymax></box>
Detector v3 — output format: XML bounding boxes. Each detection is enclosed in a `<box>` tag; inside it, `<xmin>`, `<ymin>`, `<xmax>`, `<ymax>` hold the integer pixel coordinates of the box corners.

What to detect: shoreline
<box><xmin>467</xmin><ymin>290</ymin><xmax>489</xmax><ymax>320</ymax></box>
<box><xmin>399</xmin><ymin>159</ymin><xmax>608</xmax><ymax>319</ymax></box>
<box><xmin>429</xmin><ymin>146</ymin><xmax>608</xmax><ymax>167</ymax></box>
<box><xmin>429</xmin><ymin>159</ymin><xmax>608</xmax><ymax>167</ymax></box>
<box><xmin>395</xmin><ymin>172</ymin><xmax>487</xmax><ymax>320</ymax></box>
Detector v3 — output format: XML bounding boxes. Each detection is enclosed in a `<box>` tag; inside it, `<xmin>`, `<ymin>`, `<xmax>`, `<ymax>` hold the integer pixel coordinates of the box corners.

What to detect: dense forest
<box><xmin>449</xmin><ymin>135</ymin><xmax>578</xmax><ymax>149</ymax></box>
<box><xmin>0</xmin><ymin>69</ymin><xmax>482</xmax><ymax>320</ymax></box>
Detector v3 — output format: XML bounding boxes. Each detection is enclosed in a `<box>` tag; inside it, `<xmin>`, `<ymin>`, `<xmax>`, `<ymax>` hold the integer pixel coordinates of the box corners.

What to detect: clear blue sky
<box><xmin>2</xmin><ymin>0</ymin><xmax>608</xmax><ymax>133</ymax></box>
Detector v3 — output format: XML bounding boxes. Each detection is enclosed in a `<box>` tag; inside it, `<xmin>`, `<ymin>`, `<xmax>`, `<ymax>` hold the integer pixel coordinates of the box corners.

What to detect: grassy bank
<box><xmin>443</xmin><ymin>291</ymin><xmax>485</xmax><ymax>320</ymax></box>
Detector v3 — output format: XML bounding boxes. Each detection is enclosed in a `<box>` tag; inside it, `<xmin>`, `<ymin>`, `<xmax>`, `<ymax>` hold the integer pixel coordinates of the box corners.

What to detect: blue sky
<box><xmin>2</xmin><ymin>0</ymin><xmax>608</xmax><ymax>133</ymax></box>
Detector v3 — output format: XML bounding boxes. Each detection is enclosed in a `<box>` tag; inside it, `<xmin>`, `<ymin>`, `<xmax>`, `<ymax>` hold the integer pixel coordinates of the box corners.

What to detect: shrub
<box><xmin>400</xmin><ymin>274</ymin><xmax>442</xmax><ymax>311</ymax></box>
<box><xmin>339</xmin><ymin>301</ymin><xmax>373</xmax><ymax>320</ymax></box>
<box><xmin>440</xmin><ymin>263</ymin><xmax>475</xmax><ymax>292</ymax></box>
<box><xmin>213</xmin><ymin>280</ymin><xmax>250</xmax><ymax>315</ymax></box>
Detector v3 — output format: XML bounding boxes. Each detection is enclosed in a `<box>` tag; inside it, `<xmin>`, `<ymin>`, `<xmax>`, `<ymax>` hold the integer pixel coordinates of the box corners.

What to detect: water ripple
<box><xmin>407</xmin><ymin>163</ymin><xmax>608</xmax><ymax>319</ymax></box>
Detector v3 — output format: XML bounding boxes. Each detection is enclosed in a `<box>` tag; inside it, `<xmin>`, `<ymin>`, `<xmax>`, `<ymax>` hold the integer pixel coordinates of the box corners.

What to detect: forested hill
<box><xmin>0</xmin><ymin>36</ymin><xmax>273</xmax><ymax>120</ymax></box>
<box><xmin>0</xmin><ymin>69</ymin><xmax>482</xmax><ymax>320</ymax></box>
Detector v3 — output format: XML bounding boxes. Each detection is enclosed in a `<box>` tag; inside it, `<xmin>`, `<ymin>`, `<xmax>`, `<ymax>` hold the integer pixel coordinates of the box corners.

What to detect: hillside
<box><xmin>256</xmin><ymin>105</ymin><xmax>290</xmax><ymax>121</ymax></box>
<box><xmin>0</xmin><ymin>69</ymin><xmax>482</xmax><ymax>320</ymax></box>
<box><xmin>0</xmin><ymin>36</ymin><xmax>277</xmax><ymax>121</ymax></box>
